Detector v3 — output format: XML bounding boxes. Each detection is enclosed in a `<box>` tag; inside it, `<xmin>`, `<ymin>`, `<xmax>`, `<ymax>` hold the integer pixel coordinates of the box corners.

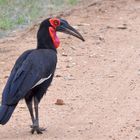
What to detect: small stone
<box><xmin>55</xmin><ymin>74</ymin><xmax>62</xmax><ymax>78</ymax></box>
<box><xmin>4</xmin><ymin>75</ymin><xmax>9</xmax><ymax>79</ymax></box>
<box><xmin>136</xmin><ymin>119</ymin><xmax>140</xmax><ymax>122</ymax></box>
<box><xmin>55</xmin><ymin>99</ymin><xmax>65</xmax><ymax>105</ymax></box>
<box><xmin>117</xmin><ymin>24</ymin><xmax>127</xmax><ymax>30</ymax></box>
<box><xmin>62</xmin><ymin>53</ymin><xmax>68</xmax><ymax>57</ymax></box>
<box><xmin>66</xmin><ymin>65</ymin><xmax>71</xmax><ymax>68</ymax></box>
<box><xmin>89</xmin><ymin>121</ymin><xmax>93</xmax><ymax>125</ymax></box>
<box><xmin>64</xmin><ymin>75</ymin><xmax>75</xmax><ymax>80</ymax></box>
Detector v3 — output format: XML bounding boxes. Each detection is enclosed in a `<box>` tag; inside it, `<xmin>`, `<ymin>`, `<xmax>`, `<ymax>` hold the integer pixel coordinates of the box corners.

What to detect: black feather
<box><xmin>0</xmin><ymin>18</ymin><xmax>59</xmax><ymax>126</ymax></box>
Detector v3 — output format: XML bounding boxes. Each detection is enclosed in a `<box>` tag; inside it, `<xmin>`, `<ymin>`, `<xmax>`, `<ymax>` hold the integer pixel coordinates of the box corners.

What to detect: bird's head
<box><xmin>37</xmin><ymin>18</ymin><xmax>85</xmax><ymax>49</ymax></box>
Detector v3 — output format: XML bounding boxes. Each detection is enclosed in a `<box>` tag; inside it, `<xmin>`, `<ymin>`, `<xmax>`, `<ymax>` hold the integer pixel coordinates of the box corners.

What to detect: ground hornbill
<box><xmin>0</xmin><ymin>18</ymin><xmax>84</xmax><ymax>134</ymax></box>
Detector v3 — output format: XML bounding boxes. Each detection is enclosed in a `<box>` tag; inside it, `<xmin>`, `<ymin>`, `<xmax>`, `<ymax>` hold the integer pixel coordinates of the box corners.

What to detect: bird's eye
<box><xmin>49</xmin><ymin>18</ymin><xmax>60</xmax><ymax>28</ymax></box>
<box><xmin>54</xmin><ymin>20</ymin><xmax>59</xmax><ymax>26</ymax></box>
<box><xmin>53</xmin><ymin>20</ymin><xmax>60</xmax><ymax>27</ymax></box>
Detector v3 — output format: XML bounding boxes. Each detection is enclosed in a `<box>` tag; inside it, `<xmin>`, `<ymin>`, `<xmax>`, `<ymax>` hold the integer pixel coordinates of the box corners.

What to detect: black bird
<box><xmin>0</xmin><ymin>18</ymin><xmax>84</xmax><ymax>134</ymax></box>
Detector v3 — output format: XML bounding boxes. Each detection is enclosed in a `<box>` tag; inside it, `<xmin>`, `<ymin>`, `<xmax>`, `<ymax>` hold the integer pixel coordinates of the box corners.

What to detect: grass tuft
<box><xmin>0</xmin><ymin>0</ymin><xmax>80</xmax><ymax>37</ymax></box>
<box><xmin>67</xmin><ymin>0</ymin><xmax>78</xmax><ymax>5</ymax></box>
<box><xmin>0</xmin><ymin>18</ymin><xmax>14</xmax><ymax>30</ymax></box>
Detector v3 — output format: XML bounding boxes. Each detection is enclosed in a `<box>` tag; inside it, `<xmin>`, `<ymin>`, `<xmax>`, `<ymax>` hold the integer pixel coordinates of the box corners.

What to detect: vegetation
<box><xmin>0</xmin><ymin>0</ymin><xmax>79</xmax><ymax>33</ymax></box>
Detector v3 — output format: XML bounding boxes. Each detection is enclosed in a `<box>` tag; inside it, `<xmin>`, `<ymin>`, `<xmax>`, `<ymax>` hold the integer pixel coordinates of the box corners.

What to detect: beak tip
<box><xmin>81</xmin><ymin>37</ymin><xmax>85</xmax><ymax>42</ymax></box>
<box><xmin>82</xmin><ymin>38</ymin><xmax>85</xmax><ymax>42</ymax></box>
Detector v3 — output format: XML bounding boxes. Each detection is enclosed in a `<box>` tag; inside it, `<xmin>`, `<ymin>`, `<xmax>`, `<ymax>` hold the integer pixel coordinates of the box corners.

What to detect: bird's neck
<box><xmin>37</xmin><ymin>27</ymin><xmax>57</xmax><ymax>52</ymax></box>
<box><xmin>37</xmin><ymin>39</ymin><xmax>56</xmax><ymax>51</ymax></box>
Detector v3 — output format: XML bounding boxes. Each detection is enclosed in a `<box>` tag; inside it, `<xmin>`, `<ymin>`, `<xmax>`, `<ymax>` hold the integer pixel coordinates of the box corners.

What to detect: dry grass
<box><xmin>0</xmin><ymin>0</ymin><xmax>79</xmax><ymax>37</ymax></box>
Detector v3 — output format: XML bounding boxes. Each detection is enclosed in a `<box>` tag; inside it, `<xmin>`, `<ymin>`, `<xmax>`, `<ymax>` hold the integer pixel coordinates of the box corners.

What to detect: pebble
<box><xmin>55</xmin><ymin>99</ymin><xmax>65</xmax><ymax>105</ymax></box>
<box><xmin>55</xmin><ymin>74</ymin><xmax>62</xmax><ymax>78</ymax></box>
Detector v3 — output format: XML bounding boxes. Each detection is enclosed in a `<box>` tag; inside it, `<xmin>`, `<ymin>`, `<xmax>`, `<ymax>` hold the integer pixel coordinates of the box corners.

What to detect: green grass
<box><xmin>0</xmin><ymin>18</ymin><xmax>14</xmax><ymax>30</ymax></box>
<box><xmin>0</xmin><ymin>0</ymin><xmax>79</xmax><ymax>36</ymax></box>
<box><xmin>68</xmin><ymin>0</ymin><xmax>78</xmax><ymax>5</ymax></box>
<box><xmin>0</xmin><ymin>0</ymin><xmax>7</xmax><ymax>5</ymax></box>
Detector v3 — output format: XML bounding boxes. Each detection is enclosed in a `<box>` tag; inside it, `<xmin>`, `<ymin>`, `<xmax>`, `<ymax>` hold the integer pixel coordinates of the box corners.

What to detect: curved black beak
<box><xmin>56</xmin><ymin>19</ymin><xmax>85</xmax><ymax>41</ymax></box>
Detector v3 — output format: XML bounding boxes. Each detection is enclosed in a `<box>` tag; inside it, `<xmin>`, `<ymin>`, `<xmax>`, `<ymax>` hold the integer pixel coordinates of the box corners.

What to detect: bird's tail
<box><xmin>0</xmin><ymin>104</ymin><xmax>17</xmax><ymax>125</ymax></box>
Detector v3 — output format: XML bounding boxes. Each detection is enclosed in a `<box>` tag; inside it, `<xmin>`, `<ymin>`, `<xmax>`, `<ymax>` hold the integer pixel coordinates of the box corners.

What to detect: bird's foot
<box><xmin>30</xmin><ymin>125</ymin><xmax>46</xmax><ymax>134</ymax></box>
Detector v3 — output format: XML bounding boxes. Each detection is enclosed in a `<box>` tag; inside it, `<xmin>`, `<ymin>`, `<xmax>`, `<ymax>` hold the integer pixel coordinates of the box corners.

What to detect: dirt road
<box><xmin>0</xmin><ymin>0</ymin><xmax>140</xmax><ymax>139</ymax></box>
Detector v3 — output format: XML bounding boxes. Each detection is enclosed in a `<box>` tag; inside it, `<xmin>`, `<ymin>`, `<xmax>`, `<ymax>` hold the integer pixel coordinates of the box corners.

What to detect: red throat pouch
<box><xmin>49</xmin><ymin>27</ymin><xmax>60</xmax><ymax>48</ymax></box>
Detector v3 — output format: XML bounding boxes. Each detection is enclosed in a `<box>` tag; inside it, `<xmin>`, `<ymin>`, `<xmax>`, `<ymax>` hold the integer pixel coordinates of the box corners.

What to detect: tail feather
<box><xmin>0</xmin><ymin>104</ymin><xmax>16</xmax><ymax>125</ymax></box>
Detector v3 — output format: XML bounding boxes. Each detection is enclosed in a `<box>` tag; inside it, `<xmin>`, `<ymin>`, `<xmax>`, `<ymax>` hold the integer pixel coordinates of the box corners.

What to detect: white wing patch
<box><xmin>32</xmin><ymin>74</ymin><xmax>52</xmax><ymax>89</ymax></box>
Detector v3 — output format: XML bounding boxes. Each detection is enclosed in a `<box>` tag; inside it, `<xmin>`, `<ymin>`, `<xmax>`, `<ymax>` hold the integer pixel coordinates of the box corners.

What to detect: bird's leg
<box><xmin>31</xmin><ymin>96</ymin><xmax>46</xmax><ymax>134</ymax></box>
<box><xmin>25</xmin><ymin>98</ymin><xmax>35</xmax><ymax>125</ymax></box>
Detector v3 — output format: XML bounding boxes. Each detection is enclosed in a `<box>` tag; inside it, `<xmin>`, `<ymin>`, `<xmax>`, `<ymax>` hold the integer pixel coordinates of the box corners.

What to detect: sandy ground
<box><xmin>0</xmin><ymin>0</ymin><xmax>140</xmax><ymax>139</ymax></box>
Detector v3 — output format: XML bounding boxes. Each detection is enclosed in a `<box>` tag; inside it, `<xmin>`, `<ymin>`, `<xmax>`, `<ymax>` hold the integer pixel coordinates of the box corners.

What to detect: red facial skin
<box><xmin>49</xmin><ymin>18</ymin><xmax>61</xmax><ymax>48</ymax></box>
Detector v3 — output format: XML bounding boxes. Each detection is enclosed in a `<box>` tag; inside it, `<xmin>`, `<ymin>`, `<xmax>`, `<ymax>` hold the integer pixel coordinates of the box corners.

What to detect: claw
<box><xmin>37</xmin><ymin>129</ymin><xmax>43</xmax><ymax>134</ymax></box>
<box><xmin>39</xmin><ymin>127</ymin><xmax>46</xmax><ymax>131</ymax></box>
<box><xmin>31</xmin><ymin>129</ymin><xmax>35</xmax><ymax>134</ymax></box>
<box><xmin>30</xmin><ymin>125</ymin><xmax>46</xmax><ymax>134</ymax></box>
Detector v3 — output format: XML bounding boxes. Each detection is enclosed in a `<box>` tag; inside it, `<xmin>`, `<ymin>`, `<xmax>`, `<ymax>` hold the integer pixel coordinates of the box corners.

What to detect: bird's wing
<box><xmin>2</xmin><ymin>50</ymin><xmax>33</xmax><ymax>105</ymax></box>
<box><xmin>2</xmin><ymin>50</ymin><xmax>49</xmax><ymax>105</ymax></box>
<box><xmin>2</xmin><ymin>50</ymin><xmax>57</xmax><ymax>106</ymax></box>
<box><xmin>3</xmin><ymin>59</ymin><xmax>43</xmax><ymax>105</ymax></box>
